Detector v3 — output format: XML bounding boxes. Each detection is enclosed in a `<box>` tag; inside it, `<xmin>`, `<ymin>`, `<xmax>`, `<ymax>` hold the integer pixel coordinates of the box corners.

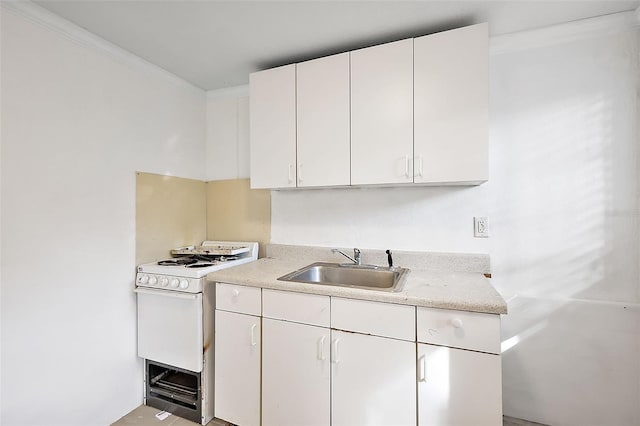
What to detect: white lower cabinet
<box><xmin>418</xmin><ymin>343</ymin><xmax>502</xmax><ymax>426</ymax></box>
<box><xmin>262</xmin><ymin>322</ymin><xmax>417</xmax><ymax>426</ymax></box>
<box><xmin>262</xmin><ymin>318</ymin><xmax>331</xmax><ymax>426</ymax></box>
<box><xmin>214</xmin><ymin>309</ymin><xmax>261</xmax><ymax>426</ymax></box>
<box><xmin>214</xmin><ymin>285</ymin><xmax>502</xmax><ymax>426</ymax></box>
<box><xmin>331</xmin><ymin>330</ymin><xmax>417</xmax><ymax>426</ymax></box>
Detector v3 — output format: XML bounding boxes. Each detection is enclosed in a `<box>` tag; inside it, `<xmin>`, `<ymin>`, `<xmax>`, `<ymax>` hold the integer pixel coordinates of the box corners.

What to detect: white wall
<box><xmin>205</xmin><ymin>86</ymin><xmax>250</xmax><ymax>181</ymax></box>
<box><xmin>271</xmin><ymin>185</ymin><xmax>490</xmax><ymax>252</ymax></box>
<box><xmin>267</xmin><ymin>13</ymin><xmax>640</xmax><ymax>426</ymax></box>
<box><xmin>489</xmin><ymin>15</ymin><xmax>640</xmax><ymax>426</ymax></box>
<box><xmin>0</xmin><ymin>5</ymin><xmax>205</xmax><ymax>426</ymax></box>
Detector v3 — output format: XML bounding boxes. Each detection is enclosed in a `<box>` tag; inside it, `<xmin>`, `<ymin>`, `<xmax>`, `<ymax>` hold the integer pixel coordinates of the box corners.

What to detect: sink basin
<box><xmin>277</xmin><ymin>262</ymin><xmax>409</xmax><ymax>292</ymax></box>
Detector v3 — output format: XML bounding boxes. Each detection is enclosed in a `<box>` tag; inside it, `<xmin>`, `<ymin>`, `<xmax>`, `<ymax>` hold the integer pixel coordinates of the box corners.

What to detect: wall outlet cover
<box><xmin>474</xmin><ymin>217</ymin><xmax>489</xmax><ymax>238</ymax></box>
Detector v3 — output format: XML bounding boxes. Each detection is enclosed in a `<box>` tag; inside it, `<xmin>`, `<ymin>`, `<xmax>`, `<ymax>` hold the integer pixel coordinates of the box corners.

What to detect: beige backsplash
<box><xmin>206</xmin><ymin>179</ymin><xmax>271</xmax><ymax>258</ymax></box>
<box><xmin>136</xmin><ymin>174</ymin><xmax>270</xmax><ymax>263</ymax></box>
<box><xmin>136</xmin><ymin>172</ymin><xmax>208</xmax><ymax>265</ymax></box>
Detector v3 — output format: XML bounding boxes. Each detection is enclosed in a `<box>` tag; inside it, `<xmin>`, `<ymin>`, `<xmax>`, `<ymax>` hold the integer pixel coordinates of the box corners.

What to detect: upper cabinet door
<box><xmin>297</xmin><ymin>53</ymin><xmax>351</xmax><ymax>187</ymax></box>
<box><xmin>414</xmin><ymin>23</ymin><xmax>489</xmax><ymax>184</ymax></box>
<box><xmin>350</xmin><ymin>39</ymin><xmax>414</xmax><ymax>186</ymax></box>
<box><xmin>250</xmin><ymin>64</ymin><xmax>296</xmax><ymax>189</ymax></box>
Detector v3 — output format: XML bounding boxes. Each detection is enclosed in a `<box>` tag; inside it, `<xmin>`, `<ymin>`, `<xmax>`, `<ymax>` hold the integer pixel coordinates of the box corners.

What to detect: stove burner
<box><xmin>157</xmin><ymin>257</ymin><xmax>198</xmax><ymax>266</ymax></box>
<box><xmin>186</xmin><ymin>263</ymin><xmax>214</xmax><ymax>268</ymax></box>
<box><xmin>154</xmin><ymin>252</ymin><xmax>244</xmax><ymax>269</ymax></box>
<box><xmin>193</xmin><ymin>254</ymin><xmax>216</xmax><ymax>262</ymax></box>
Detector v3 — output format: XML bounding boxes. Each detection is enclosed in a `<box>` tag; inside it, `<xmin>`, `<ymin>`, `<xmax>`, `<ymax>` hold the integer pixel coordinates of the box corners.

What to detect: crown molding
<box><xmin>1</xmin><ymin>0</ymin><xmax>204</xmax><ymax>94</ymax></box>
<box><xmin>491</xmin><ymin>10</ymin><xmax>640</xmax><ymax>55</ymax></box>
<box><xmin>206</xmin><ymin>85</ymin><xmax>250</xmax><ymax>100</ymax></box>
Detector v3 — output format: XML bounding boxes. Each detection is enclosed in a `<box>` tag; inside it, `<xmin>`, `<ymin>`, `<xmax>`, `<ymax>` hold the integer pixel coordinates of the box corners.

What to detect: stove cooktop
<box><xmin>137</xmin><ymin>241</ymin><xmax>259</xmax><ymax>280</ymax></box>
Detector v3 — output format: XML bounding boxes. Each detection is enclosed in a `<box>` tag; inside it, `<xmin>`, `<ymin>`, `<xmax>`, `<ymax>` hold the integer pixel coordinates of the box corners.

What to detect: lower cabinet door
<box><xmin>418</xmin><ymin>343</ymin><xmax>502</xmax><ymax>426</ymax></box>
<box><xmin>262</xmin><ymin>318</ymin><xmax>331</xmax><ymax>426</ymax></box>
<box><xmin>214</xmin><ymin>310</ymin><xmax>261</xmax><ymax>426</ymax></box>
<box><xmin>331</xmin><ymin>330</ymin><xmax>416</xmax><ymax>426</ymax></box>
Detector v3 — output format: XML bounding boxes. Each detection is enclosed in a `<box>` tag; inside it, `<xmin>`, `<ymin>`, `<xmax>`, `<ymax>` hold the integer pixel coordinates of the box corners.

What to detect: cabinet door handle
<box><xmin>317</xmin><ymin>336</ymin><xmax>326</xmax><ymax>360</ymax></box>
<box><xmin>418</xmin><ymin>354</ymin><xmax>427</xmax><ymax>382</ymax></box>
<box><xmin>298</xmin><ymin>163</ymin><xmax>303</xmax><ymax>183</ymax></box>
<box><xmin>250</xmin><ymin>323</ymin><xmax>257</xmax><ymax>347</ymax></box>
<box><xmin>404</xmin><ymin>155</ymin><xmax>410</xmax><ymax>178</ymax></box>
<box><xmin>331</xmin><ymin>338</ymin><xmax>340</xmax><ymax>364</ymax></box>
<box><xmin>415</xmin><ymin>155</ymin><xmax>424</xmax><ymax>177</ymax></box>
<box><xmin>287</xmin><ymin>164</ymin><xmax>294</xmax><ymax>183</ymax></box>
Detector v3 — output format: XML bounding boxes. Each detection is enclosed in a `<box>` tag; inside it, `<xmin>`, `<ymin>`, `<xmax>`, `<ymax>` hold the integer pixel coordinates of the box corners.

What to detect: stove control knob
<box><xmin>170</xmin><ymin>278</ymin><xmax>179</xmax><ymax>288</ymax></box>
<box><xmin>179</xmin><ymin>279</ymin><xmax>189</xmax><ymax>289</ymax></box>
<box><xmin>159</xmin><ymin>277</ymin><xmax>169</xmax><ymax>287</ymax></box>
<box><xmin>148</xmin><ymin>276</ymin><xmax>158</xmax><ymax>286</ymax></box>
<box><xmin>138</xmin><ymin>275</ymin><xmax>149</xmax><ymax>284</ymax></box>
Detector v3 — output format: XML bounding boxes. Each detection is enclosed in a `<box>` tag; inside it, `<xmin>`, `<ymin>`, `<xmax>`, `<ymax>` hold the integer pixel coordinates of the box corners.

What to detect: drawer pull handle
<box><xmin>418</xmin><ymin>355</ymin><xmax>427</xmax><ymax>382</ymax></box>
<box><xmin>250</xmin><ymin>323</ymin><xmax>257</xmax><ymax>346</ymax></box>
<box><xmin>232</xmin><ymin>289</ymin><xmax>240</xmax><ymax>298</ymax></box>
<box><xmin>317</xmin><ymin>336</ymin><xmax>326</xmax><ymax>360</ymax></box>
<box><xmin>451</xmin><ymin>318</ymin><xmax>464</xmax><ymax>328</ymax></box>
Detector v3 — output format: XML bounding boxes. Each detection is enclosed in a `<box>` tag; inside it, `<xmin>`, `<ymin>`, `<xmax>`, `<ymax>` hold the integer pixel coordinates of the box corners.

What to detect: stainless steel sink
<box><xmin>277</xmin><ymin>262</ymin><xmax>409</xmax><ymax>292</ymax></box>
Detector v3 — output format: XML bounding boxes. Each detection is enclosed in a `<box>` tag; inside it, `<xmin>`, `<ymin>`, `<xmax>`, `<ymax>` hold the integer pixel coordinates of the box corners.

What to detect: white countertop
<box><xmin>207</xmin><ymin>256</ymin><xmax>507</xmax><ymax>315</ymax></box>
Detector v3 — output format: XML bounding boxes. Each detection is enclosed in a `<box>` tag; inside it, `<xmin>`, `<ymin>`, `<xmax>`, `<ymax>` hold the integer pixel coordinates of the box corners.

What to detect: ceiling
<box><xmin>34</xmin><ymin>0</ymin><xmax>640</xmax><ymax>91</ymax></box>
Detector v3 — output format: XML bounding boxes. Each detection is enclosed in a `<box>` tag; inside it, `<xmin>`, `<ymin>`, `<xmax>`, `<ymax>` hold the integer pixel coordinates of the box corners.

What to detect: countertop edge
<box><xmin>207</xmin><ymin>259</ymin><xmax>507</xmax><ymax>315</ymax></box>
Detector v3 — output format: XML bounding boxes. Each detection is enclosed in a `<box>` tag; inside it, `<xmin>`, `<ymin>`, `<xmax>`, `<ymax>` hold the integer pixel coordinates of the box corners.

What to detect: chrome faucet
<box><xmin>331</xmin><ymin>248</ymin><xmax>362</xmax><ymax>265</ymax></box>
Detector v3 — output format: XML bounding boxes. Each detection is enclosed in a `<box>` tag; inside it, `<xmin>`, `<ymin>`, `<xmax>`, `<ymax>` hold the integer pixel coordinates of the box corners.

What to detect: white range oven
<box><xmin>134</xmin><ymin>241</ymin><xmax>258</xmax><ymax>425</ymax></box>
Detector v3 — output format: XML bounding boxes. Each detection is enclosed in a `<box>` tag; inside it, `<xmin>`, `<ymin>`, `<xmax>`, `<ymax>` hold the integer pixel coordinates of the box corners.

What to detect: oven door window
<box><xmin>136</xmin><ymin>289</ymin><xmax>203</xmax><ymax>372</ymax></box>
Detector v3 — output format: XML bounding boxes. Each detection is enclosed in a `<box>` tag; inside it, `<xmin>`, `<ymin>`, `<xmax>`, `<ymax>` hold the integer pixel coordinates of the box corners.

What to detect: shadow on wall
<box><xmin>489</xmin><ymin>24</ymin><xmax>639</xmax><ymax>425</ymax></box>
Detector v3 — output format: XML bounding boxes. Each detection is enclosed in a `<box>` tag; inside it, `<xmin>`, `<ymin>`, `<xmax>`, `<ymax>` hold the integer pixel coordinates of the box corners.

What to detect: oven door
<box><xmin>135</xmin><ymin>288</ymin><xmax>203</xmax><ymax>373</ymax></box>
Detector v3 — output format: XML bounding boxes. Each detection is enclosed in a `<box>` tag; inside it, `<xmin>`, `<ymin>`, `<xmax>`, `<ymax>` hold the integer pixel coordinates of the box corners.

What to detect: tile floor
<box><xmin>111</xmin><ymin>405</ymin><xmax>227</xmax><ymax>426</ymax></box>
<box><xmin>503</xmin><ymin>415</ymin><xmax>548</xmax><ymax>426</ymax></box>
<box><xmin>112</xmin><ymin>405</ymin><xmax>547</xmax><ymax>426</ymax></box>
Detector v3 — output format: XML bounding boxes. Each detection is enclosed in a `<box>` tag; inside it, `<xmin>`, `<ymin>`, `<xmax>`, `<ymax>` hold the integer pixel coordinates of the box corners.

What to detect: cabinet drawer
<box><xmin>263</xmin><ymin>289</ymin><xmax>330</xmax><ymax>327</ymax></box>
<box><xmin>216</xmin><ymin>283</ymin><xmax>261</xmax><ymax>316</ymax></box>
<box><xmin>331</xmin><ymin>297</ymin><xmax>415</xmax><ymax>341</ymax></box>
<box><xmin>417</xmin><ymin>307</ymin><xmax>500</xmax><ymax>354</ymax></box>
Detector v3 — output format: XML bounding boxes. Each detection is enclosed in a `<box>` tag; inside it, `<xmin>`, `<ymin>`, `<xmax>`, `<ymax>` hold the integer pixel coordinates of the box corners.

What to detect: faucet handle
<box><xmin>385</xmin><ymin>250</ymin><xmax>393</xmax><ymax>268</ymax></box>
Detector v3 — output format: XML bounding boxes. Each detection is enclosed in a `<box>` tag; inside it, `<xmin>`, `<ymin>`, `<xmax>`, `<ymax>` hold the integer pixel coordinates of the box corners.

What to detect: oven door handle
<box><xmin>134</xmin><ymin>288</ymin><xmax>198</xmax><ymax>300</ymax></box>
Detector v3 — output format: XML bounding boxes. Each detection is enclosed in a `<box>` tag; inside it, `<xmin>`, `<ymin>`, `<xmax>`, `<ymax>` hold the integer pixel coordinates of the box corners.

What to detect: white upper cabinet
<box><xmin>248</xmin><ymin>24</ymin><xmax>489</xmax><ymax>189</ymax></box>
<box><xmin>414</xmin><ymin>23</ymin><xmax>489</xmax><ymax>184</ymax></box>
<box><xmin>350</xmin><ymin>38</ymin><xmax>414</xmax><ymax>185</ymax></box>
<box><xmin>297</xmin><ymin>53</ymin><xmax>351</xmax><ymax>187</ymax></box>
<box><xmin>249</xmin><ymin>64</ymin><xmax>296</xmax><ymax>189</ymax></box>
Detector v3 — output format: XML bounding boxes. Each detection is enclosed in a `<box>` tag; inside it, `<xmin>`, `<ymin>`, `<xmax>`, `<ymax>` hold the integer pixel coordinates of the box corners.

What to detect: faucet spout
<box><xmin>331</xmin><ymin>248</ymin><xmax>362</xmax><ymax>265</ymax></box>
